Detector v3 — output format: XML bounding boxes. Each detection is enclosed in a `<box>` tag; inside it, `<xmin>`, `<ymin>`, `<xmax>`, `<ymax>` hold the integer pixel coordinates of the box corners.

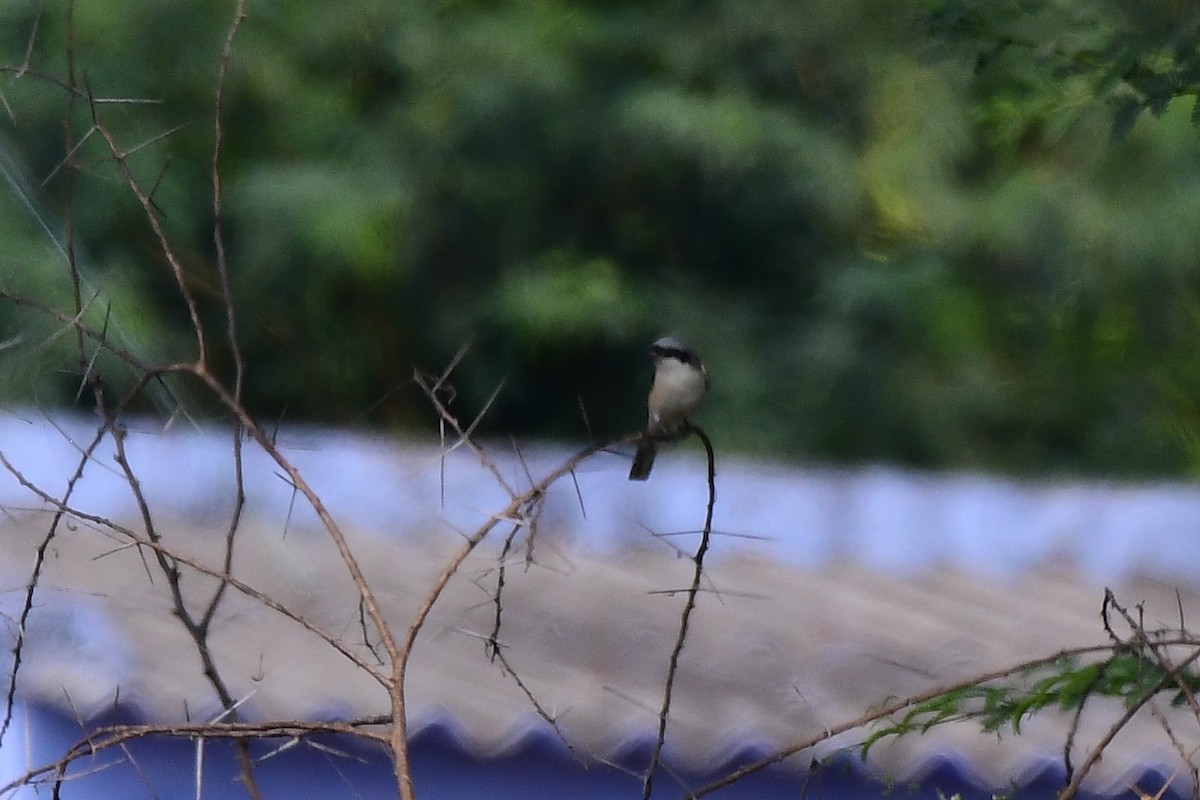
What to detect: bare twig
<box><xmin>407</xmin><ymin>363</ymin><xmax>646</xmax><ymax>798</ymax></box>
<box><xmin>0</xmin><ymin>451</ymin><xmax>384</xmax><ymax>679</ymax></box>
<box><xmin>1</xmin><ymin>718</ymin><xmax>389</xmax><ymax>798</ymax></box>
<box><xmin>85</xmin><ymin>91</ymin><xmax>208</xmax><ymax>365</ymax></box>
<box><xmin>198</xmin><ymin>17</ymin><xmax>251</xmax><ymax>789</ymax></box>
<box><xmin>0</xmin><ymin>425</ymin><xmax>107</xmax><ymax>748</ymax></box>
<box><xmin>642</xmin><ymin>423</ymin><xmax>716</xmax><ymax>800</ymax></box>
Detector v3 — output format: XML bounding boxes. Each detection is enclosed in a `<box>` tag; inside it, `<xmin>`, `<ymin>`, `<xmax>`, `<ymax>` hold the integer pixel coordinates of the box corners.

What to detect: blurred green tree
<box><xmin>2</xmin><ymin>0</ymin><xmax>1200</xmax><ymax>476</ymax></box>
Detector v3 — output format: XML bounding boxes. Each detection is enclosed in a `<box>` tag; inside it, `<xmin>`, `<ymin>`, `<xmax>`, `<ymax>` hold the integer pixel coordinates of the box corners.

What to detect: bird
<box><xmin>628</xmin><ymin>336</ymin><xmax>710</xmax><ymax>481</ymax></box>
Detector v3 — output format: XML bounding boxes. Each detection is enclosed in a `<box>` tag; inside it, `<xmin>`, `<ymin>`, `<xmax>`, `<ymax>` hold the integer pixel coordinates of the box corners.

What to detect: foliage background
<box><xmin>3</xmin><ymin>0</ymin><xmax>1200</xmax><ymax>477</ymax></box>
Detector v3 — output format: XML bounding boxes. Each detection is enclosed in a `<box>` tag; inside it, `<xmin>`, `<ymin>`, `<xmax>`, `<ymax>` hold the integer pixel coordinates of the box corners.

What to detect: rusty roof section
<box><xmin>0</xmin><ymin>512</ymin><xmax>1195</xmax><ymax>794</ymax></box>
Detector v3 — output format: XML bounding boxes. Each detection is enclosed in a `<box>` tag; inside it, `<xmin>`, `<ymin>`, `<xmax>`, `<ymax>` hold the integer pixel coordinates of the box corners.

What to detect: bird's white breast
<box><xmin>648</xmin><ymin>358</ymin><xmax>708</xmax><ymax>427</ymax></box>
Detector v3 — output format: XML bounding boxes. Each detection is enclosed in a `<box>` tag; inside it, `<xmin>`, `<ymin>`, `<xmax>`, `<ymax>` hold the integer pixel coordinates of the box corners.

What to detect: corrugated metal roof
<box><xmin>0</xmin><ymin>413</ymin><xmax>1198</xmax><ymax>795</ymax></box>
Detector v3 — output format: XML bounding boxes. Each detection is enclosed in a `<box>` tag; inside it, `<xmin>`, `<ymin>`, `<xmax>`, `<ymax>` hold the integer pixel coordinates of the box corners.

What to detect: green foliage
<box><xmin>3</xmin><ymin>0</ymin><xmax>1200</xmax><ymax>475</ymax></box>
<box><xmin>925</xmin><ymin>0</ymin><xmax>1200</xmax><ymax>142</ymax></box>
<box><xmin>863</xmin><ymin>650</ymin><xmax>1200</xmax><ymax>758</ymax></box>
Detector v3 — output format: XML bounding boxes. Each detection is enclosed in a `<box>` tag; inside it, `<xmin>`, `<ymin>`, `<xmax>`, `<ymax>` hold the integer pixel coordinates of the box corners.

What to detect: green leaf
<box><xmin>1111</xmin><ymin>96</ymin><xmax>1143</xmax><ymax>140</ymax></box>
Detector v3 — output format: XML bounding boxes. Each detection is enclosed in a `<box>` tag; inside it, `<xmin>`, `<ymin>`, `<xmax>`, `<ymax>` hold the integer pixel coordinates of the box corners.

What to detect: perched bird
<box><xmin>629</xmin><ymin>336</ymin><xmax>710</xmax><ymax>481</ymax></box>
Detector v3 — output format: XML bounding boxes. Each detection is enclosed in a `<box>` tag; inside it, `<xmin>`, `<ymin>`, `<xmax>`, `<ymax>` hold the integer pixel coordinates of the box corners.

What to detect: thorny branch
<box><xmin>0</xmin><ymin>717</ymin><xmax>391</xmax><ymax>797</ymax></box>
<box><xmin>0</xmin><ymin>5</ymin><xmax>347</xmax><ymax>798</ymax></box>
<box><xmin>0</xmin><ymin>452</ymin><xmax>382</xmax><ymax>678</ymax></box>
<box><xmin>643</xmin><ymin>423</ymin><xmax>716</xmax><ymax>800</ymax></box>
<box><xmin>0</xmin><ymin>424</ymin><xmax>106</xmax><ymax>748</ymax></box>
<box><xmin>404</xmin><ymin>364</ymin><xmax>645</xmax><ymax>796</ymax></box>
<box><xmin>206</xmin><ymin>0</ymin><xmax>248</xmax><ymax>653</ymax></box>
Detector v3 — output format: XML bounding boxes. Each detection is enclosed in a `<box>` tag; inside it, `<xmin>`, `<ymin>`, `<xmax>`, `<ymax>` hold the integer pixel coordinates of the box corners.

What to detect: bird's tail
<box><xmin>628</xmin><ymin>440</ymin><xmax>657</xmax><ymax>481</ymax></box>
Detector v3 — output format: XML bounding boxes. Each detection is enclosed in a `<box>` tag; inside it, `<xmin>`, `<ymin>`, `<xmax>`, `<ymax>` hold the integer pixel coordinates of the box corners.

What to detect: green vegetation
<box><xmin>3</xmin><ymin>0</ymin><xmax>1200</xmax><ymax>476</ymax></box>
